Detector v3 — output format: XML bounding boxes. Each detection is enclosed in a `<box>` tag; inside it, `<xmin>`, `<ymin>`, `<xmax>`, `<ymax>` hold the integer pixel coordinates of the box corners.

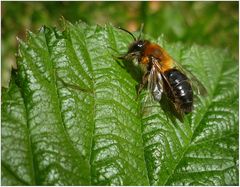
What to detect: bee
<box><xmin>118</xmin><ymin>26</ymin><xmax>206</xmax><ymax>117</ymax></box>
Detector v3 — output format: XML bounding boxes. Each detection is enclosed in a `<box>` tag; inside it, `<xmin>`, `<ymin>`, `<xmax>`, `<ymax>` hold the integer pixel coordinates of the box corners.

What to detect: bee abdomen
<box><xmin>164</xmin><ymin>69</ymin><xmax>193</xmax><ymax>113</ymax></box>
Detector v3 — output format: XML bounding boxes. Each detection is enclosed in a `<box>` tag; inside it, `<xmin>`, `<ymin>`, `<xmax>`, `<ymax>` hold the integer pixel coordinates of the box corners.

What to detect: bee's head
<box><xmin>118</xmin><ymin>24</ymin><xmax>148</xmax><ymax>63</ymax></box>
<box><xmin>127</xmin><ymin>40</ymin><xmax>148</xmax><ymax>54</ymax></box>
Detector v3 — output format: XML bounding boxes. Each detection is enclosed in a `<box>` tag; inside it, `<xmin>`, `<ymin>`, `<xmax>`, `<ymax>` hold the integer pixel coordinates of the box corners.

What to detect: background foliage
<box><xmin>1</xmin><ymin>1</ymin><xmax>238</xmax><ymax>87</ymax></box>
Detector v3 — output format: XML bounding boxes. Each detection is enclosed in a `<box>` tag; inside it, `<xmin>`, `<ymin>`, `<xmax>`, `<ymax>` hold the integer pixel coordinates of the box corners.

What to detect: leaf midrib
<box><xmin>76</xmin><ymin>29</ymin><xmax>96</xmax><ymax>185</ymax></box>
<box><xmin>108</xmin><ymin>26</ymin><xmax>151</xmax><ymax>185</ymax></box>
<box><xmin>14</xmin><ymin>73</ymin><xmax>37</xmax><ymax>185</ymax></box>
<box><xmin>42</xmin><ymin>29</ymin><xmax>91</xmax><ymax>184</ymax></box>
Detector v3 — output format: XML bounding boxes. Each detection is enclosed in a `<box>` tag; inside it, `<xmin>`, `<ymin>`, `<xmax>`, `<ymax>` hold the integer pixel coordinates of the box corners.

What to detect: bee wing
<box><xmin>153</xmin><ymin>60</ymin><xmax>188</xmax><ymax>118</ymax></box>
<box><xmin>152</xmin><ymin>60</ymin><xmax>175</xmax><ymax>100</ymax></box>
<box><xmin>148</xmin><ymin>63</ymin><xmax>164</xmax><ymax>102</ymax></box>
<box><xmin>172</xmin><ymin>59</ymin><xmax>207</xmax><ymax>96</ymax></box>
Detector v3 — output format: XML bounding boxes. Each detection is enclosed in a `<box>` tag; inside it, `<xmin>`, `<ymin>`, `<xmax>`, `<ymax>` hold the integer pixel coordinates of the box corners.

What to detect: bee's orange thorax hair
<box><xmin>141</xmin><ymin>43</ymin><xmax>174</xmax><ymax>72</ymax></box>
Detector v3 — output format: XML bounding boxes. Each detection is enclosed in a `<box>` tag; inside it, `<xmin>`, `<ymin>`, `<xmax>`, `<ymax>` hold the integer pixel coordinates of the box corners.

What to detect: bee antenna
<box><xmin>118</xmin><ymin>27</ymin><xmax>137</xmax><ymax>41</ymax></box>
<box><xmin>137</xmin><ymin>23</ymin><xmax>144</xmax><ymax>40</ymax></box>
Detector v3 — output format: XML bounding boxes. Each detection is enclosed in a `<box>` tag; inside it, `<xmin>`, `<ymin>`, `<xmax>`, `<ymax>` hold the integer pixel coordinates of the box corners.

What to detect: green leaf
<box><xmin>1</xmin><ymin>21</ymin><xmax>238</xmax><ymax>185</ymax></box>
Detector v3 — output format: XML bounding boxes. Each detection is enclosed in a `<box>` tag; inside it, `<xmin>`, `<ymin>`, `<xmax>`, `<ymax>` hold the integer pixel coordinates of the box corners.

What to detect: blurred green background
<box><xmin>1</xmin><ymin>1</ymin><xmax>238</xmax><ymax>88</ymax></box>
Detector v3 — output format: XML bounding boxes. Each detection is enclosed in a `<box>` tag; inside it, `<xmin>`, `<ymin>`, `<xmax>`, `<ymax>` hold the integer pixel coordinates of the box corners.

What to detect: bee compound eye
<box><xmin>137</xmin><ymin>43</ymin><xmax>143</xmax><ymax>48</ymax></box>
<box><xmin>137</xmin><ymin>41</ymin><xmax>144</xmax><ymax>48</ymax></box>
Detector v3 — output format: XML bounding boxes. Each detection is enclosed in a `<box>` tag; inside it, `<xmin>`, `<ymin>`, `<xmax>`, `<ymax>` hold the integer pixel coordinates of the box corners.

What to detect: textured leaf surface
<box><xmin>1</xmin><ymin>22</ymin><xmax>238</xmax><ymax>185</ymax></box>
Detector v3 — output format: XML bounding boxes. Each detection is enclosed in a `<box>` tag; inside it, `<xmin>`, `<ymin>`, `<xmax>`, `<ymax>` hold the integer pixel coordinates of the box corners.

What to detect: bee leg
<box><xmin>136</xmin><ymin>73</ymin><xmax>149</xmax><ymax>100</ymax></box>
<box><xmin>136</xmin><ymin>84</ymin><xmax>144</xmax><ymax>100</ymax></box>
<box><xmin>174</xmin><ymin>105</ymin><xmax>185</xmax><ymax>122</ymax></box>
